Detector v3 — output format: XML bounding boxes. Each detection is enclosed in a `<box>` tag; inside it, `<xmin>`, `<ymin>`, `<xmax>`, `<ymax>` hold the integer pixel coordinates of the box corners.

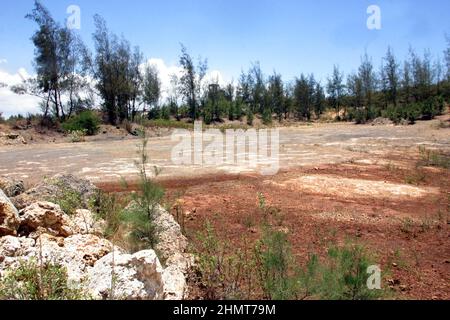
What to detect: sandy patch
<box><xmin>265</xmin><ymin>175</ymin><xmax>439</xmax><ymax>199</ymax></box>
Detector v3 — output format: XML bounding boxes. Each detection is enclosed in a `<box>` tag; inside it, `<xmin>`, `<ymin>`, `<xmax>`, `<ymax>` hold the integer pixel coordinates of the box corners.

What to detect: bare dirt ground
<box><xmin>1</xmin><ymin>115</ymin><xmax>449</xmax><ymax>299</ymax></box>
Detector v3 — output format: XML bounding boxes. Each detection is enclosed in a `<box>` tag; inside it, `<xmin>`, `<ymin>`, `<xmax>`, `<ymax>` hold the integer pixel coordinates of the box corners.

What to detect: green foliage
<box><xmin>26</xmin><ymin>1</ymin><xmax>87</xmax><ymax>121</ymax></box>
<box><xmin>144</xmin><ymin>119</ymin><xmax>194</xmax><ymax>130</ymax></box>
<box><xmin>88</xmin><ymin>190</ymin><xmax>123</xmax><ymax>238</ymax></box>
<box><xmin>143</xmin><ymin>64</ymin><xmax>161</xmax><ymax>109</ymax></box>
<box><xmin>349</xmin><ymin>106</ymin><xmax>379</xmax><ymax>124</ymax></box>
<box><xmin>315</xmin><ymin>244</ymin><xmax>382</xmax><ymax>300</ymax></box>
<box><xmin>120</xmin><ymin>128</ymin><xmax>164</xmax><ymax>252</ymax></box>
<box><xmin>0</xmin><ymin>259</ymin><xmax>88</xmax><ymax>300</ymax></box>
<box><xmin>47</xmin><ymin>182</ymin><xmax>82</xmax><ymax>216</ymax></box>
<box><xmin>420</xmin><ymin>96</ymin><xmax>445</xmax><ymax>120</ymax></box>
<box><xmin>262</xmin><ymin>108</ymin><xmax>273</xmax><ymax>125</ymax></box>
<box><xmin>254</xmin><ymin>227</ymin><xmax>300</xmax><ymax>300</ymax></box>
<box><xmin>193</xmin><ymin>221</ymin><xmax>257</xmax><ymax>300</ymax></box>
<box><xmin>202</xmin><ymin>100</ymin><xmax>213</xmax><ymax>125</ymax></box>
<box><xmin>160</xmin><ymin>106</ymin><xmax>170</xmax><ymax>120</ymax></box>
<box><xmin>246</xmin><ymin>109</ymin><xmax>254</xmax><ymax>126</ymax></box>
<box><xmin>62</xmin><ymin>111</ymin><xmax>100</xmax><ymax>136</ymax></box>
<box><xmin>418</xmin><ymin>146</ymin><xmax>450</xmax><ymax>169</ymax></box>
<box><xmin>192</xmin><ymin>195</ymin><xmax>385</xmax><ymax>300</ymax></box>
<box><xmin>179</xmin><ymin>44</ymin><xmax>208</xmax><ymax>120</ymax></box>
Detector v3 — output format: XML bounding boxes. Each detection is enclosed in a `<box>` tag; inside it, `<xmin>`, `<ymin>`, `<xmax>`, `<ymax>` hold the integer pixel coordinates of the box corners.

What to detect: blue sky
<box><xmin>0</xmin><ymin>0</ymin><xmax>449</xmax><ymax>116</ymax></box>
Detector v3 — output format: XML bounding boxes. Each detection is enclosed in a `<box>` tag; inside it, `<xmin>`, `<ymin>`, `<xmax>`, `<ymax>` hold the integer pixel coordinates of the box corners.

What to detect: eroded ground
<box><xmin>1</xmin><ymin>117</ymin><xmax>449</xmax><ymax>299</ymax></box>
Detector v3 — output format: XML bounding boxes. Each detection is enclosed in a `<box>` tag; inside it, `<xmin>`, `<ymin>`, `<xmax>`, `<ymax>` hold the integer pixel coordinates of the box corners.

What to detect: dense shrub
<box><xmin>88</xmin><ymin>189</ymin><xmax>123</xmax><ymax>238</ymax></box>
<box><xmin>420</xmin><ymin>96</ymin><xmax>445</xmax><ymax>120</ymax></box>
<box><xmin>62</xmin><ymin>111</ymin><xmax>100</xmax><ymax>136</ymax></box>
<box><xmin>192</xmin><ymin>194</ymin><xmax>384</xmax><ymax>300</ymax></box>
<box><xmin>192</xmin><ymin>220</ymin><xmax>384</xmax><ymax>300</ymax></box>
<box><xmin>254</xmin><ymin>227</ymin><xmax>301</xmax><ymax>300</ymax></box>
<box><xmin>144</xmin><ymin>119</ymin><xmax>194</xmax><ymax>130</ymax></box>
<box><xmin>350</xmin><ymin>106</ymin><xmax>379</xmax><ymax>124</ymax></box>
<box><xmin>0</xmin><ymin>259</ymin><xmax>87</xmax><ymax>300</ymax></box>
<box><xmin>314</xmin><ymin>244</ymin><xmax>382</xmax><ymax>300</ymax></box>
<box><xmin>246</xmin><ymin>109</ymin><xmax>254</xmax><ymax>126</ymax></box>
<box><xmin>46</xmin><ymin>180</ymin><xmax>83</xmax><ymax>215</ymax></box>
<box><xmin>262</xmin><ymin>109</ymin><xmax>273</xmax><ymax>125</ymax></box>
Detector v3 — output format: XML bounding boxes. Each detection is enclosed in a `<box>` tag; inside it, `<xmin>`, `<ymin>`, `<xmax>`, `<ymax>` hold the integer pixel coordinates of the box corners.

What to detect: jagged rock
<box><xmin>0</xmin><ymin>233</ymin><xmax>113</xmax><ymax>284</ymax></box>
<box><xmin>153</xmin><ymin>205</ymin><xmax>188</xmax><ymax>262</ymax></box>
<box><xmin>122</xmin><ymin>203</ymin><xmax>190</xmax><ymax>299</ymax></box>
<box><xmin>162</xmin><ymin>252</ymin><xmax>194</xmax><ymax>300</ymax></box>
<box><xmin>70</xmin><ymin>209</ymin><xmax>105</xmax><ymax>236</ymax></box>
<box><xmin>12</xmin><ymin>174</ymin><xmax>98</xmax><ymax>210</ymax></box>
<box><xmin>0</xmin><ymin>174</ymin><xmax>190</xmax><ymax>301</ymax></box>
<box><xmin>87</xmin><ymin>249</ymin><xmax>164</xmax><ymax>300</ymax></box>
<box><xmin>0</xmin><ymin>236</ymin><xmax>35</xmax><ymax>259</ymax></box>
<box><xmin>0</xmin><ymin>176</ymin><xmax>25</xmax><ymax>197</ymax></box>
<box><xmin>18</xmin><ymin>202</ymin><xmax>74</xmax><ymax>237</ymax></box>
<box><xmin>0</xmin><ymin>189</ymin><xmax>20</xmax><ymax>236</ymax></box>
<box><xmin>162</xmin><ymin>264</ymin><xmax>186</xmax><ymax>300</ymax></box>
<box><xmin>0</xmin><ymin>133</ymin><xmax>27</xmax><ymax>146</ymax></box>
<box><xmin>371</xmin><ymin>117</ymin><xmax>393</xmax><ymax>126</ymax></box>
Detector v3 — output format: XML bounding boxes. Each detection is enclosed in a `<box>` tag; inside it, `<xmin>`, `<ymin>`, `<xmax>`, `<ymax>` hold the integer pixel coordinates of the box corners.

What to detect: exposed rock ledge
<box><xmin>0</xmin><ymin>174</ymin><xmax>191</xmax><ymax>300</ymax></box>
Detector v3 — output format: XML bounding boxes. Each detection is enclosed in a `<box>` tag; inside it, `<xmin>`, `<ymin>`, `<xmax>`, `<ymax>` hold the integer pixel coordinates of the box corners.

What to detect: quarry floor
<box><xmin>1</xmin><ymin>117</ymin><xmax>449</xmax><ymax>299</ymax></box>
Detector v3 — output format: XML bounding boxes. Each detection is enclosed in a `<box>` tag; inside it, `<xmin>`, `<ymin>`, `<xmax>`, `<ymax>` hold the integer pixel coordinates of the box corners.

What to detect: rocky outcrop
<box><xmin>162</xmin><ymin>252</ymin><xmax>193</xmax><ymax>300</ymax></box>
<box><xmin>0</xmin><ymin>176</ymin><xmax>25</xmax><ymax>197</ymax></box>
<box><xmin>153</xmin><ymin>205</ymin><xmax>188</xmax><ymax>261</ymax></box>
<box><xmin>12</xmin><ymin>174</ymin><xmax>98</xmax><ymax>210</ymax></box>
<box><xmin>0</xmin><ymin>235</ymin><xmax>35</xmax><ymax>261</ymax></box>
<box><xmin>18</xmin><ymin>202</ymin><xmax>74</xmax><ymax>238</ymax></box>
<box><xmin>70</xmin><ymin>209</ymin><xmax>105</xmax><ymax>236</ymax></box>
<box><xmin>0</xmin><ymin>201</ymin><xmax>190</xmax><ymax>300</ymax></box>
<box><xmin>87</xmin><ymin>249</ymin><xmax>164</xmax><ymax>300</ymax></box>
<box><xmin>0</xmin><ymin>189</ymin><xmax>20</xmax><ymax>236</ymax></box>
<box><xmin>0</xmin><ymin>233</ymin><xmax>112</xmax><ymax>283</ymax></box>
<box><xmin>0</xmin><ymin>132</ymin><xmax>27</xmax><ymax>146</ymax></box>
<box><xmin>1</xmin><ymin>174</ymin><xmax>191</xmax><ymax>300</ymax></box>
<box><xmin>153</xmin><ymin>205</ymin><xmax>192</xmax><ymax>299</ymax></box>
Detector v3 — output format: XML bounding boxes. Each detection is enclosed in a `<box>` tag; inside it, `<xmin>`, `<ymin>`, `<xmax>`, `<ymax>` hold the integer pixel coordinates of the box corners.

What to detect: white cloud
<box><xmin>0</xmin><ymin>58</ymin><xmax>229</xmax><ymax>117</ymax></box>
<box><xmin>143</xmin><ymin>58</ymin><xmax>183</xmax><ymax>101</ymax></box>
<box><xmin>0</xmin><ymin>59</ymin><xmax>7</xmax><ymax>65</ymax></box>
<box><xmin>0</xmin><ymin>68</ymin><xmax>41</xmax><ymax>118</ymax></box>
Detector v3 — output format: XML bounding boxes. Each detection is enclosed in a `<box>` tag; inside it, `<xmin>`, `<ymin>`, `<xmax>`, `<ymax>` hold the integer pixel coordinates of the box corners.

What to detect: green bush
<box><xmin>46</xmin><ymin>180</ymin><xmax>83</xmax><ymax>216</ymax></box>
<box><xmin>314</xmin><ymin>244</ymin><xmax>382</xmax><ymax>300</ymax></box>
<box><xmin>144</xmin><ymin>119</ymin><xmax>194</xmax><ymax>130</ymax></box>
<box><xmin>420</xmin><ymin>96</ymin><xmax>444</xmax><ymax>120</ymax></box>
<box><xmin>88</xmin><ymin>190</ymin><xmax>123</xmax><ymax>238</ymax></box>
<box><xmin>418</xmin><ymin>146</ymin><xmax>450</xmax><ymax>169</ymax></box>
<box><xmin>62</xmin><ymin>111</ymin><xmax>100</xmax><ymax>136</ymax></box>
<box><xmin>262</xmin><ymin>109</ymin><xmax>273</xmax><ymax>125</ymax></box>
<box><xmin>193</xmin><ymin>221</ymin><xmax>259</xmax><ymax>300</ymax></box>
<box><xmin>0</xmin><ymin>259</ymin><xmax>87</xmax><ymax>300</ymax></box>
<box><xmin>246</xmin><ymin>109</ymin><xmax>254</xmax><ymax>126</ymax></box>
<box><xmin>350</xmin><ymin>106</ymin><xmax>379</xmax><ymax>124</ymax></box>
<box><xmin>254</xmin><ymin>227</ymin><xmax>301</xmax><ymax>300</ymax></box>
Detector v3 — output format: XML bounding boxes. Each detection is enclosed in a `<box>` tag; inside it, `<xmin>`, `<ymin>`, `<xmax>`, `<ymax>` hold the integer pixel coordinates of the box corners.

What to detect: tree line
<box><xmin>12</xmin><ymin>1</ymin><xmax>450</xmax><ymax>127</ymax></box>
